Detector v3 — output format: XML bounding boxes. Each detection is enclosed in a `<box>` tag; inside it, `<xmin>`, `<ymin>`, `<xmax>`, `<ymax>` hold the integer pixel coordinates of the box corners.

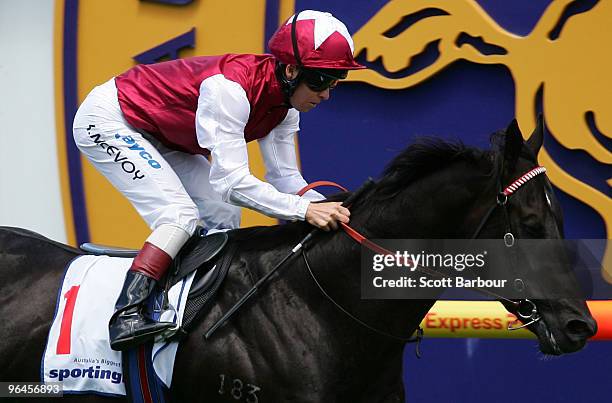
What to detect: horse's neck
<box><xmin>299</xmin><ymin>165</ymin><xmax>492</xmax><ymax>353</ymax></box>
<box><xmin>235</xmin><ymin>165</ymin><xmax>492</xmax><ymax>383</ymax></box>
<box><xmin>359</xmin><ymin>164</ymin><xmax>493</xmax><ymax>239</ymax></box>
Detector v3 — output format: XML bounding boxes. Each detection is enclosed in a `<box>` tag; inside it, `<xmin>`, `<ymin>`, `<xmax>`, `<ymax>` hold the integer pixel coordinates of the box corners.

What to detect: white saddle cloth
<box><xmin>42</xmin><ymin>254</ymin><xmax>195</xmax><ymax>396</ymax></box>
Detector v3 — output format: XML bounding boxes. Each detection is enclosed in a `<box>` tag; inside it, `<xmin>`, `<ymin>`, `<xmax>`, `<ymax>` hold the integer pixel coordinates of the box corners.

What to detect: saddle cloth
<box><xmin>41</xmin><ymin>254</ymin><xmax>195</xmax><ymax>396</ymax></box>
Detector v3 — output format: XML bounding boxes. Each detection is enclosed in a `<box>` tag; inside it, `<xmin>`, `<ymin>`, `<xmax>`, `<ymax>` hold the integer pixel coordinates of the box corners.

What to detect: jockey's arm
<box><xmin>258</xmin><ymin>109</ymin><xmax>325</xmax><ymax>203</ymax></box>
<box><xmin>196</xmin><ymin>75</ymin><xmax>311</xmax><ymax>221</ymax></box>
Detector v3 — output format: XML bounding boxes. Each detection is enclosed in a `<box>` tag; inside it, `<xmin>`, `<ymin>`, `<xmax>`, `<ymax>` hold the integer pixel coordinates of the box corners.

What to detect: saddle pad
<box><xmin>41</xmin><ymin>255</ymin><xmax>195</xmax><ymax>396</ymax></box>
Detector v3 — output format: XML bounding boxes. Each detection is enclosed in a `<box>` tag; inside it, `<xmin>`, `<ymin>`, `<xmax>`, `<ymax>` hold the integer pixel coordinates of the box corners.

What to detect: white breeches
<box><xmin>72</xmin><ymin>78</ymin><xmax>242</xmax><ymax>239</ymax></box>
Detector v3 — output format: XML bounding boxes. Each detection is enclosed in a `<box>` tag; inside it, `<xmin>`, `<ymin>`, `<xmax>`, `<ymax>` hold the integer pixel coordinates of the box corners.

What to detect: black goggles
<box><xmin>300</xmin><ymin>68</ymin><xmax>348</xmax><ymax>92</ymax></box>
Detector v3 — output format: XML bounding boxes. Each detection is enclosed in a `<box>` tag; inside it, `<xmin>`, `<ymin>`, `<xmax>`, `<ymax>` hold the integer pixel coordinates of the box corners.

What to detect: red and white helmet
<box><xmin>268</xmin><ymin>10</ymin><xmax>365</xmax><ymax>70</ymax></box>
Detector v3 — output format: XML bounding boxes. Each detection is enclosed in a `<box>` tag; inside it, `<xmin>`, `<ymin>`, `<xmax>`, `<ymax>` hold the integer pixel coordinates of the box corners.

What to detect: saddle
<box><xmin>80</xmin><ymin>228</ymin><xmax>237</xmax><ymax>338</ymax></box>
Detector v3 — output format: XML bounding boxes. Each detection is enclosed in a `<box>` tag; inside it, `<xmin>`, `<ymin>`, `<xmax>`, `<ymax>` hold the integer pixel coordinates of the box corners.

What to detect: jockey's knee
<box><xmin>198</xmin><ymin>200</ymin><xmax>241</xmax><ymax>230</ymax></box>
<box><xmin>215</xmin><ymin>203</ymin><xmax>241</xmax><ymax>230</ymax></box>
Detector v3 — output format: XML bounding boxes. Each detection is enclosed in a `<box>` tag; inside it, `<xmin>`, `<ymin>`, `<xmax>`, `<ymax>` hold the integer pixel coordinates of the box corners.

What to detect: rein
<box><xmin>298</xmin><ymin>165</ymin><xmax>548</xmax><ymax>342</ymax></box>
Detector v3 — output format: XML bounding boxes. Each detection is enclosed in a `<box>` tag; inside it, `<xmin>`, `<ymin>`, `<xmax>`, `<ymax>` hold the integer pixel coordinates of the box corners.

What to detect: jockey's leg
<box><xmin>108</xmin><ymin>224</ymin><xmax>190</xmax><ymax>351</ymax></box>
<box><xmin>149</xmin><ymin>137</ymin><xmax>242</xmax><ymax>231</ymax></box>
<box><xmin>73</xmin><ymin>78</ymin><xmax>200</xmax><ymax>350</ymax></box>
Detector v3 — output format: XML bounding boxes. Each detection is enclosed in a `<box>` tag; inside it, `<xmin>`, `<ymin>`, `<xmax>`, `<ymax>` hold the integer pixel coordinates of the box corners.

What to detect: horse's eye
<box><xmin>523</xmin><ymin>221</ymin><xmax>544</xmax><ymax>236</ymax></box>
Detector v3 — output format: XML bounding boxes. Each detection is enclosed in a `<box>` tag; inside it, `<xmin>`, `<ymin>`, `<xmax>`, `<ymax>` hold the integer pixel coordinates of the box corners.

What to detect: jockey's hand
<box><xmin>305</xmin><ymin>202</ymin><xmax>350</xmax><ymax>231</ymax></box>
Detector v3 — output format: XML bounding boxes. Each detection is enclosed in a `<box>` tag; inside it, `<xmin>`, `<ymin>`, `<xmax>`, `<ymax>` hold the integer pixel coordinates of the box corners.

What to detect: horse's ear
<box><xmin>504</xmin><ymin>118</ymin><xmax>524</xmax><ymax>168</ymax></box>
<box><xmin>526</xmin><ymin>113</ymin><xmax>544</xmax><ymax>155</ymax></box>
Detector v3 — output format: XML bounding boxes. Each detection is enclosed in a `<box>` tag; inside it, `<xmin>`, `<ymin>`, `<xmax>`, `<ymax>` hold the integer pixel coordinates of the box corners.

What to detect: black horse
<box><xmin>0</xmin><ymin>118</ymin><xmax>597</xmax><ymax>402</ymax></box>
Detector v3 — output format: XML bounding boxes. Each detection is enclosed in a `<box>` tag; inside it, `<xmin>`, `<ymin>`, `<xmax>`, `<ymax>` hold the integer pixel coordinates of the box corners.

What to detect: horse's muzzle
<box><xmin>564</xmin><ymin>317</ymin><xmax>597</xmax><ymax>343</ymax></box>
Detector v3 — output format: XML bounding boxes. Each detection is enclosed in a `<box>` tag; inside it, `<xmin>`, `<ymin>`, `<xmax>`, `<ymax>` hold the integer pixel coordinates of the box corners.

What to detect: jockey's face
<box><xmin>285</xmin><ymin>65</ymin><xmax>331</xmax><ymax>112</ymax></box>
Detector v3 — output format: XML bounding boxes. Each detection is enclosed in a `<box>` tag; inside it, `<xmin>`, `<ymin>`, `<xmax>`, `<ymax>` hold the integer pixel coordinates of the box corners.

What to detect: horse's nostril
<box><xmin>566</xmin><ymin>319</ymin><xmax>597</xmax><ymax>338</ymax></box>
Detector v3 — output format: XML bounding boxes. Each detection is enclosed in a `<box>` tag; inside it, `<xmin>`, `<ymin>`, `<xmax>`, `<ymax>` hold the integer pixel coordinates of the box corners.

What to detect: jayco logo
<box><xmin>115</xmin><ymin>134</ymin><xmax>162</xmax><ymax>169</ymax></box>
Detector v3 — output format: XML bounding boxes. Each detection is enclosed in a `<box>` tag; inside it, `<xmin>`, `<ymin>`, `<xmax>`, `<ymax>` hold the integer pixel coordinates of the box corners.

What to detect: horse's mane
<box><xmin>231</xmin><ymin>135</ymin><xmax>504</xmax><ymax>245</ymax></box>
<box><xmin>373</xmin><ymin>136</ymin><xmax>500</xmax><ymax>199</ymax></box>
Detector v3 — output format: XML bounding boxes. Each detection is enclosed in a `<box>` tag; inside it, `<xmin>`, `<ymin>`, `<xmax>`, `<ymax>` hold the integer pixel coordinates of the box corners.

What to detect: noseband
<box><xmin>299</xmin><ymin>165</ymin><xmax>548</xmax><ymax>340</ymax></box>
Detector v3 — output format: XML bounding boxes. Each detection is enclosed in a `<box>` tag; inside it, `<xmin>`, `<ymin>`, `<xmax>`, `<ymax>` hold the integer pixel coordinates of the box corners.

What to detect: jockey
<box><xmin>72</xmin><ymin>10</ymin><xmax>365</xmax><ymax>351</ymax></box>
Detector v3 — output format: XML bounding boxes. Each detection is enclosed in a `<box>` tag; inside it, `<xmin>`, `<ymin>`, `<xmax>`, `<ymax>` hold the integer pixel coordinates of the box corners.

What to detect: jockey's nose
<box><xmin>318</xmin><ymin>88</ymin><xmax>330</xmax><ymax>101</ymax></box>
<box><xmin>565</xmin><ymin>317</ymin><xmax>597</xmax><ymax>342</ymax></box>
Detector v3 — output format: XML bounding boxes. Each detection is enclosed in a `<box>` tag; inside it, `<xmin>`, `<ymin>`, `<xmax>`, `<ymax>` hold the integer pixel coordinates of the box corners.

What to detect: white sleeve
<box><xmin>196</xmin><ymin>75</ymin><xmax>310</xmax><ymax>221</ymax></box>
<box><xmin>258</xmin><ymin>109</ymin><xmax>325</xmax><ymax>202</ymax></box>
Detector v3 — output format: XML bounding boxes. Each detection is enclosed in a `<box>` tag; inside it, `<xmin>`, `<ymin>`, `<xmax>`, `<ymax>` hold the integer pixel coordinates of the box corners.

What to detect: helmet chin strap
<box><xmin>275</xmin><ymin>62</ymin><xmax>300</xmax><ymax>107</ymax></box>
<box><xmin>276</xmin><ymin>11</ymin><xmax>303</xmax><ymax>105</ymax></box>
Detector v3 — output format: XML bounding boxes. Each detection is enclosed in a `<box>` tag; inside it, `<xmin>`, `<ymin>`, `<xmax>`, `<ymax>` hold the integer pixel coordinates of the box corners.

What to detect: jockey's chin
<box><xmin>293</xmin><ymin>102</ymin><xmax>318</xmax><ymax>112</ymax></box>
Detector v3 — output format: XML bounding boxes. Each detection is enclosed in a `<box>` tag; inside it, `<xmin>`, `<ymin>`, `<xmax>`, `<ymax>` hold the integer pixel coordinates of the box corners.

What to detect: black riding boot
<box><xmin>109</xmin><ymin>271</ymin><xmax>174</xmax><ymax>351</ymax></box>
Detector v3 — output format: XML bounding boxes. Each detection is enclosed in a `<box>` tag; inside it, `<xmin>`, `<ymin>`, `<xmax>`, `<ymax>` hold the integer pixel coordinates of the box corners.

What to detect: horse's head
<box><xmin>482</xmin><ymin>116</ymin><xmax>597</xmax><ymax>354</ymax></box>
<box><xmin>351</xmin><ymin>121</ymin><xmax>596</xmax><ymax>353</ymax></box>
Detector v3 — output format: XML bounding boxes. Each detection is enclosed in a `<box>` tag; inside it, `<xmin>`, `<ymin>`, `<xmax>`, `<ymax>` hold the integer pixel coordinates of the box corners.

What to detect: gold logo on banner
<box><xmin>348</xmin><ymin>0</ymin><xmax>611</xmax><ymax>276</ymax></box>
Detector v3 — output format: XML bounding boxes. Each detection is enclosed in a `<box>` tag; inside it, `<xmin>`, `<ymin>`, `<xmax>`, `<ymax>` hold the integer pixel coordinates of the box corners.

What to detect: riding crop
<box><xmin>204</xmin><ymin>178</ymin><xmax>376</xmax><ymax>339</ymax></box>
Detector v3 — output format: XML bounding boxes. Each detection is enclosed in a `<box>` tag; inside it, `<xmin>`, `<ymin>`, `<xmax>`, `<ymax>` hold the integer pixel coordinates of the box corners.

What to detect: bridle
<box><xmin>467</xmin><ymin>165</ymin><xmax>547</xmax><ymax>330</ymax></box>
<box><xmin>298</xmin><ymin>165</ymin><xmax>549</xmax><ymax>344</ymax></box>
